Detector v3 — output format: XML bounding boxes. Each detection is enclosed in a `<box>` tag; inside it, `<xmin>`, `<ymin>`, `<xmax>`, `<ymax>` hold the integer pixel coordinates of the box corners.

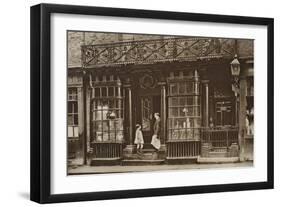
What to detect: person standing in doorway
<box><xmin>151</xmin><ymin>113</ymin><xmax>161</xmax><ymax>151</ymax></box>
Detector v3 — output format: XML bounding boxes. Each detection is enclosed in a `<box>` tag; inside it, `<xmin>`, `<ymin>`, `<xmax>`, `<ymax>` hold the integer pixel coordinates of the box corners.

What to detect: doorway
<box><xmin>136</xmin><ymin>95</ymin><xmax>161</xmax><ymax>147</ymax></box>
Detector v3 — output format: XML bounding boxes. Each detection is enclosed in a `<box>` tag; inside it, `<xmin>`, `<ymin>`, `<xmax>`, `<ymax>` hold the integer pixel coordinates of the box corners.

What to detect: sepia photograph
<box><xmin>67</xmin><ymin>31</ymin><xmax>254</xmax><ymax>175</ymax></box>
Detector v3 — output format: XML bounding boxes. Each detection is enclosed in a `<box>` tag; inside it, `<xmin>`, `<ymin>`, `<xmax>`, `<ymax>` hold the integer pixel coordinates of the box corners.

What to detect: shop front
<box><xmin>68</xmin><ymin>37</ymin><xmax>253</xmax><ymax>165</ymax></box>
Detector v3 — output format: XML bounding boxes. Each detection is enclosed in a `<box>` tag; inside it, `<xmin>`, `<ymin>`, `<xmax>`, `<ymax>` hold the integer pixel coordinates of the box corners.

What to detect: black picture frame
<box><xmin>30</xmin><ymin>3</ymin><xmax>274</xmax><ymax>204</ymax></box>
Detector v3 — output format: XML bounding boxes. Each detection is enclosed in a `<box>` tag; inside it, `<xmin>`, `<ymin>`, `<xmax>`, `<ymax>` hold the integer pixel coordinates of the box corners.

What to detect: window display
<box><xmin>91</xmin><ymin>77</ymin><xmax>124</xmax><ymax>142</ymax></box>
<box><xmin>167</xmin><ymin>72</ymin><xmax>201</xmax><ymax>140</ymax></box>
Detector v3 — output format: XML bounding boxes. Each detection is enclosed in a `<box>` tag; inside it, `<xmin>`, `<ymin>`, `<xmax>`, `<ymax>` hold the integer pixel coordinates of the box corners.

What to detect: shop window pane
<box><xmin>109</xmin><ymin>100</ymin><xmax>114</xmax><ymax>108</ymax></box>
<box><xmin>169</xmin><ymin>97</ymin><xmax>178</xmax><ymax>106</ymax></box>
<box><xmin>103</xmin><ymin>133</ymin><xmax>109</xmax><ymax>141</ymax></box>
<box><xmin>192</xmin><ymin>118</ymin><xmax>201</xmax><ymax>128</ymax></box>
<box><xmin>179</xmin><ymin>97</ymin><xmax>186</xmax><ymax>106</ymax></box>
<box><xmin>95</xmin><ymin>110</ymin><xmax>101</xmax><ymax>120</ymax></box>
<box><xmin>170</xmin><ymin>84</ymin><xmax>178</xmax><ymax>95</ymax></box>
<box><xmin>116</xmin><ymin>110</ymin><xmax>120</xmax><ymax>118</ymax></box>
<box><xmin>108</xmin><ymin>87</ymin><xmax>114</xmax><ymax>96</ymax></box>
<box><xmin>73</xmin><ymin>102</ymin><xmax>78</xmax><ymax>113</ymax></box>
<box><xmin>179</xmin><ymin>82</ymin><xmax>186</xmax><ymax>94</ymax></box>
<box><xmin>120</xmin><ymin>100</ymin><xmax>124</xmax><ymax>109</ymax></box>
<box><xmin>193</xmin><ymin>129</ymin><xmax>200</xmax><ymax>139</ymax></box>
<box><xmin>186</xmin><ymin>82</ymin><xmax>194</xmax><ymax>93</ymax></box>
<box><xmin>94</xmin><ymin>121</ymin><xmax>102</xmax><ymax>141</ymax></box>
<box><xmin>169</xmin><ymin>108</ymin><xmax>178</xmax><ymax>117</ymax></box>
<box><xmin>103</xmin><ymin>120</ymin><xmax>109</xmax><ymax>132</ymax></box>
<box><xmin>74</xmin><ymin>126</ymin><xmax>79</xmax><ymax>137</ymax></box>
<box><xmin>109</xmin><ymin>132</ymin><xmax>116</xmax><ymax>141</ymax></box>
<box><xmin>116</xmin><ymin>119</ymin><xmax>123</xmax><ymax>130</ymax></box>
<box><xmin>95</xmin><ymin>100</ymin><xmax>100</xmax><ymax>109</ymax></box>
<box><xmin>101</xmin><ymin>87</ymin><xmax>107</xmax><ymax>97</ymax></box>
<box><xmin>109</xmin><ymin>120</ymin><xmax>115</xmax><ymax>131</ymax></box>
<box><xmin>179</xmin><ymin>107</ymin><xmax>185</xmax><ymax>117</ymax></box>
<box><xmin>94</xmin><ymin>121</ymin><xmax>102</xmax><ymax>131</ymax></box>
<box><xmin>120</xmin><ymin>109</ymin><xmax>123</xmax><ymax>118</ymax></box>
<box><xmin>68</xmin><ymin>126</ymin><xmax>73</xmax><ymax>137</ymax></box>
<box><xmin>186</xmin><ymin>97</ymin><xmax>193</xmax><ymax>105</ymax></box>
<box><xmin>102</xmin><ymin>100</ymin><xmax>109</xmax><ymax>106</ymax></box>
<box><xmin>74</xmin><ymin>114</ymin><xmax>78</xmax><ymax>125</ymax></box>
<box><xmin>95</xmin><ymin>88</ymin><xmax>100</xmax><ymax>97</ymax></box>
<box><xmin>67</xmin><ymin>115</ymin><xmax>73</xmax><ymax>125</ymax></box>
<box><xmin>67</xmin><ymin>102</ymin><xmax>72</xmax><ymax>113</ymax></box>
<box><xmin>68</xmin><ymin>88</ymin><xmax>77</xmax><ymax>101</ymax></box>
<box><xmin>116</xmin><ymin>100</ymin><xmax>120</xmax><ymax>109</ymax></box>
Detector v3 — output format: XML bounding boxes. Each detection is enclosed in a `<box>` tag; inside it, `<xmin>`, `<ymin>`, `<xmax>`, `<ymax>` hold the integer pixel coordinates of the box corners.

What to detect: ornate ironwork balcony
<box><xmin>81</xmin><ymin>37</ymin><xmax>244</xmax><ymax>68</ymax></box>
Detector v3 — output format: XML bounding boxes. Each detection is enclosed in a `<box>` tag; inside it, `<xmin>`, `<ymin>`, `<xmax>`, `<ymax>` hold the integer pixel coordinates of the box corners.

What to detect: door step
<box><xmin>122</xmin><ymin>148</ymin><xmax>163</xmax><ymax>165</ymax></box>
<box><xmin>197</xmin><ymin>157</ymin><xmax>239</xmax><ymax>164</ymax></box>
<box><xmin>209</xmin><ymin>147</ymin><xmax>228</xmax><ymax>157</ymax></box>
<box><xmin>166</xmin><ymin>156</ymin><xmax>198</xmax><ymax>164</ymax></box>
<box><xmin>209</xmin><ymin>151</ymin><xmax>228</xmax><ymax>158</ymax></box>
<box><xmin>90</xmin><ymin>158</ymin><xmax>121</xmax><ymax>166</ymax></box>
<box><xmin>122</xmin><ymin>159</ymin><xmax>165</xmax><ymax>166</ymax></box>
<box><xmin>124</xmin><ymin>152</ymin><xmax>159</xmax><ymax>160</ymax></box>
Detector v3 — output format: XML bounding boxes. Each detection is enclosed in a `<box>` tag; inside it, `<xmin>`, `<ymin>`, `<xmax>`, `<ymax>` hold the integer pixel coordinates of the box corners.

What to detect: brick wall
<box><xmin>68</xmin><ymin>31</ymin><xmax>254</xmax><ymax>68</ymax></box>
<box><xmin>68</xmin><ymin>31</ymin><xmax>167</xmax><ymax>67</ymax></box>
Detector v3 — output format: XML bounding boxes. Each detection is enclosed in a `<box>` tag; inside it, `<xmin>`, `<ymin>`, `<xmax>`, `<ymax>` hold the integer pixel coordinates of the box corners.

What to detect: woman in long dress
<box><xmin>151</xmin><ymin>113</ymin><xmax>161</xmax><ymax>151</ymax></box>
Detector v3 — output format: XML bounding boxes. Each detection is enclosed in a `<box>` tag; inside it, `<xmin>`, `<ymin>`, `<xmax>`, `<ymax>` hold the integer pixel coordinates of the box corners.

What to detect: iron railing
<box><xmin>202</xmin><ymin>127</ymin><xmax>239</xmax><ymax>149</ymax></box>
<box><xmin>82</xmin><ymin>37</ymin><xmax>237</xmax><ymax>68</ymax></box>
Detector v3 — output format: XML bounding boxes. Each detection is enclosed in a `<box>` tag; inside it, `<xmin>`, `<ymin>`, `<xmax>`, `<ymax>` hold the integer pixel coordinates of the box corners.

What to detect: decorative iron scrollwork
<box><xmin>82</xmin><ymin>37</ymin><xmax>236</xmax><ymax>67</ymax></box>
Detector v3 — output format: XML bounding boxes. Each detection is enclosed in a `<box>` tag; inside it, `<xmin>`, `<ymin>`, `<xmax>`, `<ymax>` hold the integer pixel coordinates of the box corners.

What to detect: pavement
<box><xmin>68</xmin><ymin>161</ymin><xmax>253</xmax><ymax>175</ymax></box>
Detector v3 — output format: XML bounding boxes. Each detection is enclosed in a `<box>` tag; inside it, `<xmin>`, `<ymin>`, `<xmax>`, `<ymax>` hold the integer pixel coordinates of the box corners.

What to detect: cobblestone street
<box><xmin>68</xmin><ymin>161</ymin><xmax>253</xmax><ymax>175</ymax></box>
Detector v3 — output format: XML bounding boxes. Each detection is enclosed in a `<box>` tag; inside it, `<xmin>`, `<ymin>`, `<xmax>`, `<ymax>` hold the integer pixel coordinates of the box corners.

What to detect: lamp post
<box><xmin>82</xmin><ymin>66</ymin><xmax>87</xmax><ymax>165</ymax></box>
<box><xmin>230</xmin><ymin>54</ymin><xmax>240</xmax><ymax>126</ymax></box>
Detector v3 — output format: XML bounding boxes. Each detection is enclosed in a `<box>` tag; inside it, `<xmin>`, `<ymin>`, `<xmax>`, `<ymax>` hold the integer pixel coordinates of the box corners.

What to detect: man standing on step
<box><xmin>151</xmin><ymin>113</ymin><xmax>161</xmax><ymax>151</ymax></box>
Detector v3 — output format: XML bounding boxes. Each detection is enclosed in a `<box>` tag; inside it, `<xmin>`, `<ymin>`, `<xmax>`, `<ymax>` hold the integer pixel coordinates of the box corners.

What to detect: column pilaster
<box><xmin>123</xmin><ymin>82</ymin><xmax>135</xmax><ymax>157</ymax></box>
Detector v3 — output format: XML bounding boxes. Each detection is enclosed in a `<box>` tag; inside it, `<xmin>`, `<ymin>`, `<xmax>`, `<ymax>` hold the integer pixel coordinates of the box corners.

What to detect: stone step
<box><xmin>211</xmin><ymin>147</ymin><xmax>228</xmax><ymax>152</ymax></box>
<box><xmin>197</xmin><ymin>157</ymin><xmax>239</xmax><ymax>164</ymax></box>
<box><xmin>122</xmin><ymin>159</ymin><xmax>165</xmax><ymax>166</ymax></box>
<box><xmin>208</xmin><ymin>151</ymin><xmax>228</xmax><ymax>158</ymax></box>
<box><xmin>166</xmin><ymin>156</ymin><xmax>198</xmax><ymax>164</ymax></box>
<box><xmin>90</xmin><ymin>157</ymin><xmax>121</xmax><ymax>166</ymax></box>
<box><xmin>126</xmin><ymin>152</ymin><xmax>160</xmax><ymax>160</ymax></box>
<box><xmin>141</xmin><ymin>148</ymin><xmax>157</xmax><ymax>153</ymax></box>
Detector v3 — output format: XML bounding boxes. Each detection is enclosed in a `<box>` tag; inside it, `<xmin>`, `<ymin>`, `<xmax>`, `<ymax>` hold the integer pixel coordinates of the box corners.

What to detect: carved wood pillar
<box><xmin>202</xmin><ymin>80</ymin><xmax>209</xmax><ymax>127</ymax></box>
<box><xmin>123</xmin><ymin>81</ymin><xmax>135</xmax><ymax>156</ymax></box>
<box><xmin>159</xmin><ymin>82</ymin><xmax>167</xmax><ymax>144</ymax></box>
<box><xmin>127</xmin><ymin>87</ymin><xmax>133</xmax><ymax>145</ymax></box>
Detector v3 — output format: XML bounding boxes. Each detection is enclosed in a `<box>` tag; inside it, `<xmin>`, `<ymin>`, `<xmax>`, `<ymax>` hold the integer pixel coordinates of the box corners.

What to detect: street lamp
<box><xmin>230</xmin><ymin>54</ymin><xmax>241</xmax><ymax>126</ymax></box>
<box><xmin>230</xmin><ymin>54</ymin><xmax>241</xmax><ymax>95</ymax></box>
<box><xmin>230</xmin><ymin>54</ymin><xmax>241</xmax><ymax>82</ymax></box>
